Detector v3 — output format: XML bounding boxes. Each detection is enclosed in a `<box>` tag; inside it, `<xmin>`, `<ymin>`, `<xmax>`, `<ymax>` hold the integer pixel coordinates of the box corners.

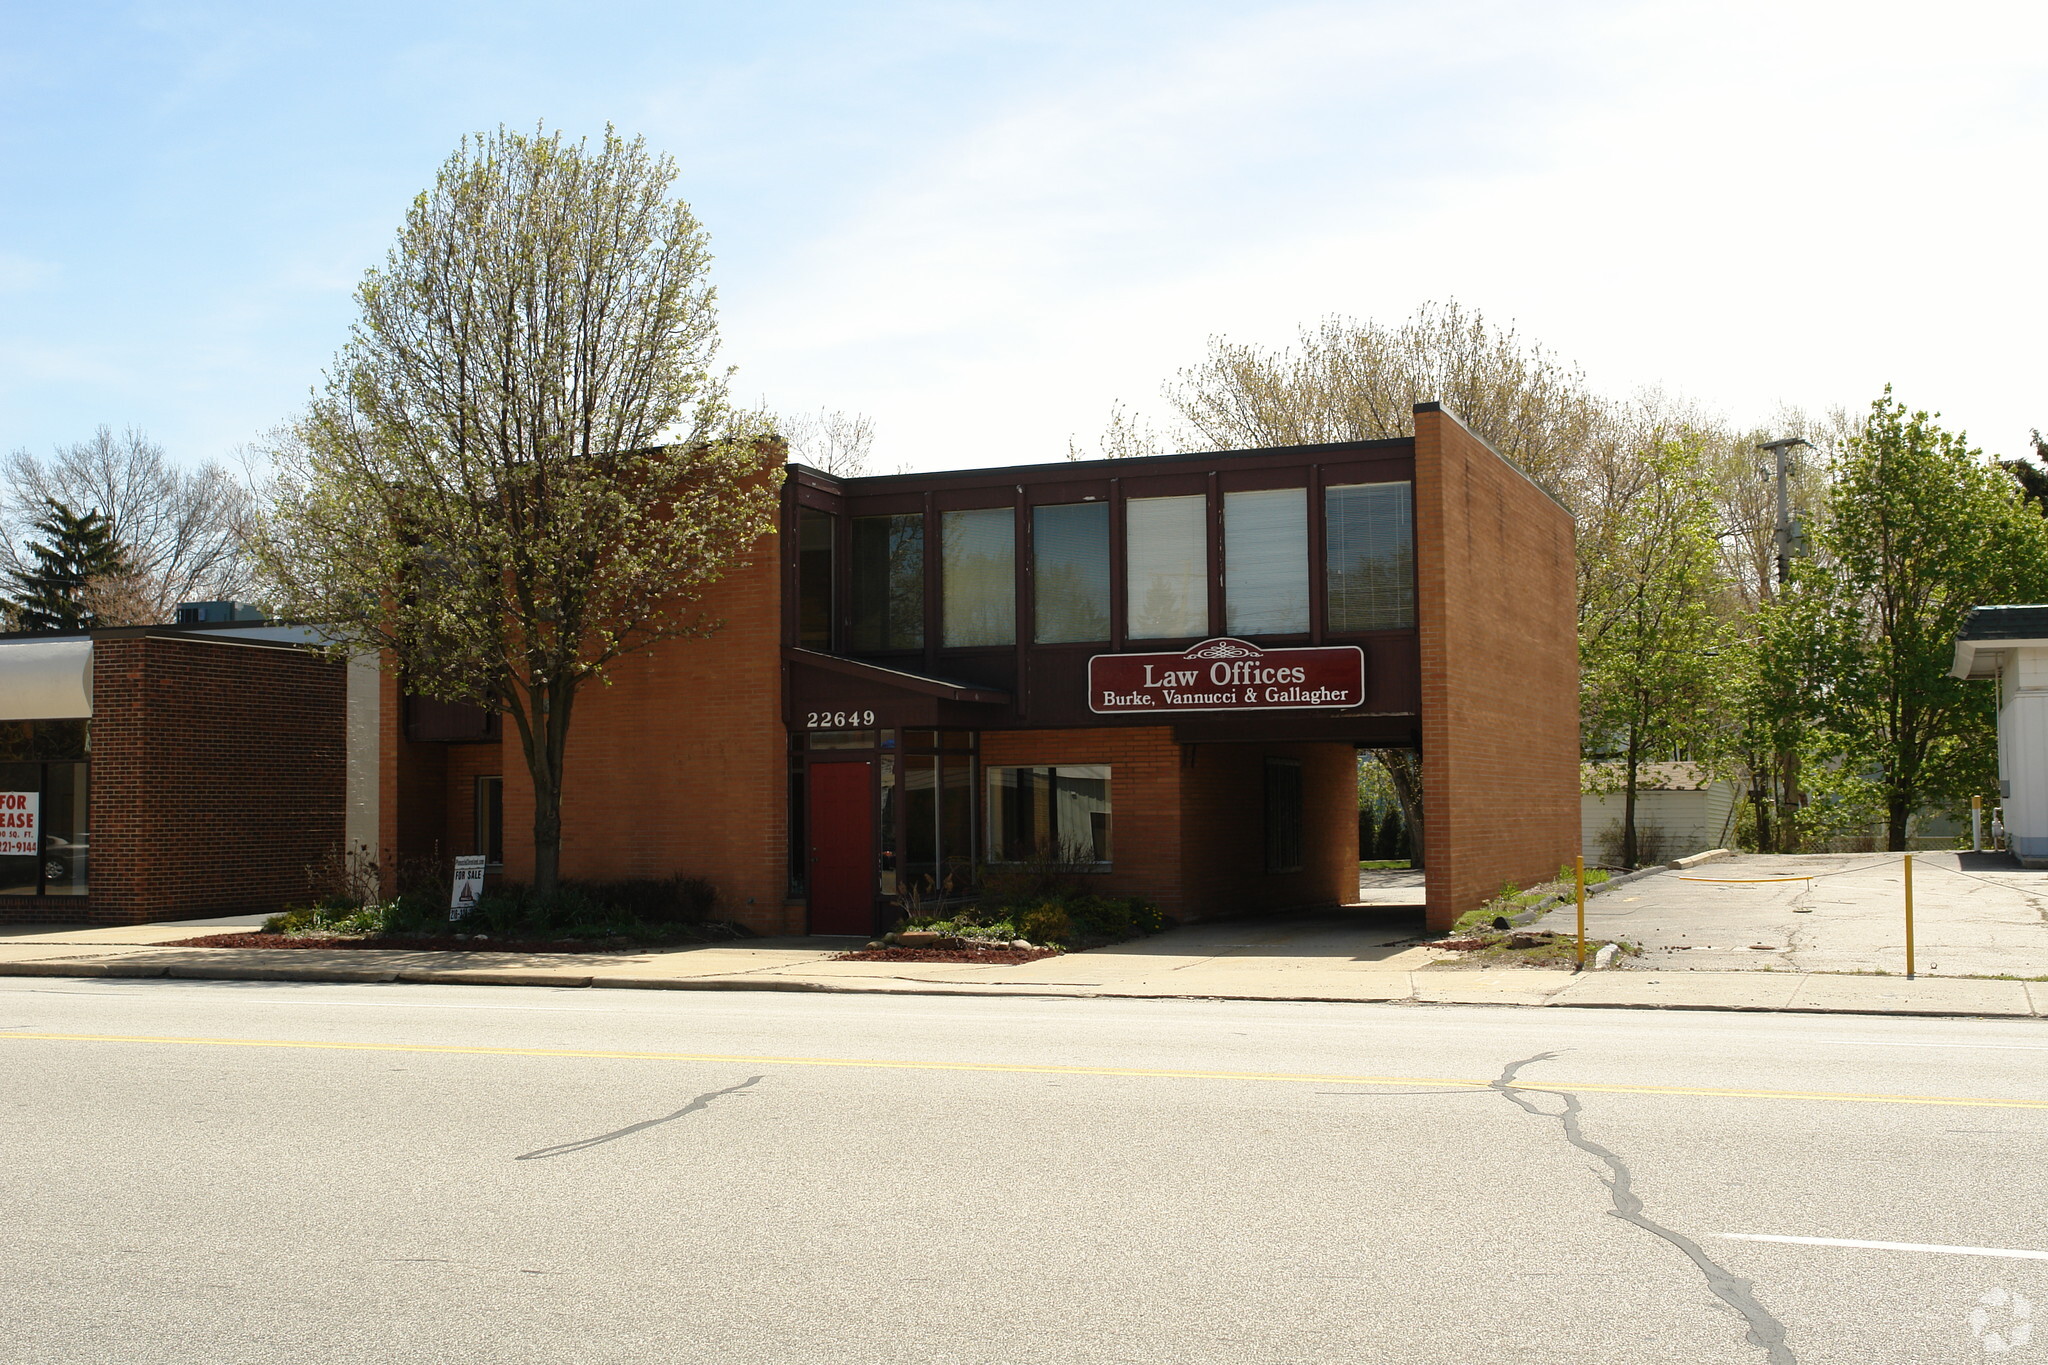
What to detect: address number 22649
<box><xmin>805</xmin><ymin>710</ymin><xmax>875</xmax><ymax>729</ymax></box>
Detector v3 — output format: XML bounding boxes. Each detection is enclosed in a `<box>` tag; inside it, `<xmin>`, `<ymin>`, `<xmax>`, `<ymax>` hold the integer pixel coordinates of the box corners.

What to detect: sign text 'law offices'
<box><xmin>1087</xmin><ymin>639</ymin><xmax>1365</xmax><ymax>714</ymax></box>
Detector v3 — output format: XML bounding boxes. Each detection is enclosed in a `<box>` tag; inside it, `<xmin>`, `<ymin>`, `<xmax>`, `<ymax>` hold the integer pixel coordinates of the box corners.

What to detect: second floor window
<box><xmin>850</xmin><ymin>514</ymin><xmax>923</xmax><ymax>651</ymax></box>
<box><xmin>1033</xmin><ymin>502</ymin><xmax>1110</xmax><ymax>643</ymax></box>
<box><xmin>1224</xmin><ymin>488</ymin><xmax>1309</xmax><ymax>636</ymax></box>
<box><xmin>1126</xmin><ymin>494</ymin><xmax>1207</xmax><ymax>639</ymax></box>
<box><xmin>1326</xmin><ymin>481</ymin><xmax>1415</xmax><ymax>631</ymax></box>
<box><xmin>943</xmin><ymin>507</ymin><xmax>1015</xmax><ymax>647</ymax></box>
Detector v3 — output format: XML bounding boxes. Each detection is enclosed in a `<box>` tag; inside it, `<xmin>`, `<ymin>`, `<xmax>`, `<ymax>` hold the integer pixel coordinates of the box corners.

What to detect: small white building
<box><xmin>1951</xmin><ymin>605</ymin><xmax>2048</xmax><ymax>866</ymax></box>
<box><xmin>1580</xmin><ymin>761</ymin><xmax>1740</xmax><ymax>868</ymax></box>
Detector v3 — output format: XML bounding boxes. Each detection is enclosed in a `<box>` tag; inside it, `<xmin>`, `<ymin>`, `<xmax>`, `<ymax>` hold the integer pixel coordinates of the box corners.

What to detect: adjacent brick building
<box><xmin>0</xmin><ymin>629</ymin><xmax>358</xmax><ymax>925</ymax></box>
<box><xmin>385</xmin><ymin>403</ymin><xmax>1578</xmax><ymax>934</ymax></box>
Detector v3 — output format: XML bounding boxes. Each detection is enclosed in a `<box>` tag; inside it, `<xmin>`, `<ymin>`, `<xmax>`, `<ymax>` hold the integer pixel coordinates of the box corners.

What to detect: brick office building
<box><xmin>387</xmin><ymin>403</ymin><xmax>1578</xmax><ymax>934</ymax></box>
<box><xmin>0</xmin><ymin>626</ymin><xmax>371</xmax><ymax>925</ymax></box>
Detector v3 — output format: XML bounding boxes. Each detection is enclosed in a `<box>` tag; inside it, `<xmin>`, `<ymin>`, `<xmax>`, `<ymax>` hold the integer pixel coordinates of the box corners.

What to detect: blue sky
<box><xmin>2</xmin><ymin>1</ymin><xmax>2043</xmax><ymax>472</ymax></box>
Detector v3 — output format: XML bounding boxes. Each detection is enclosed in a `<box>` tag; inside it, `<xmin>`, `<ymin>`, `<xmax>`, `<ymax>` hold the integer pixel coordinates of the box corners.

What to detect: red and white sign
<box><xmin>0</xmin><ymin>791</ymin><xmax>38</xmax><ymax>857</ymax></box>
<box><xmin>1088</xmin><ymin>638</ymin><xmax>1366</xmax><ymax>714</ymax></box>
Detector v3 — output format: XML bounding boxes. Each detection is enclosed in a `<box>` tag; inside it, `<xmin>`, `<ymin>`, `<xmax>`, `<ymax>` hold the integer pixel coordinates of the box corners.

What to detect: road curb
<box><xmin>1</xmin><ymin>957</ymin><xmax>2041</xmax><ymax>1021</ymax></box>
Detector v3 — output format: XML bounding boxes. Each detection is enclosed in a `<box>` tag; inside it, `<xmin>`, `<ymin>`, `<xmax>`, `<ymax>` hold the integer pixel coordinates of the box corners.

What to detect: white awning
<box><xmin>0</xmin><ymin>639</ymin><xmax>92</xmax><ymax>719</ymax></box>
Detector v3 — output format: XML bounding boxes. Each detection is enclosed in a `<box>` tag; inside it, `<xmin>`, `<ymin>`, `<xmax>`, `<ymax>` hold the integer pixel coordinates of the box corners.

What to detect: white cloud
<box><xmin>726</xmin><ymin>0</ymin><xmax>2048</xmax><ymax>469</ymax></box>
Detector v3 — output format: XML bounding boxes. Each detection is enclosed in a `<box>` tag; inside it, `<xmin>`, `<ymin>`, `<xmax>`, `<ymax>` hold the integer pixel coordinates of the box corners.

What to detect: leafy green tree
<box><xmin>1999</xmin><ymin>430</ymin><xmax>2048</xmax><ymax>514</ymax></box>
<box><xmin>1578</xmin><ymin>440</ymin><xmax>1729</xmax><ymax>867</ymax></box>
<box><xmin>255</xmin><ymin>126</ymin><xmax>779</xmax><ymax>891</ymax></box>
<box><xmin>1774</xmin><ymin>390</ymin><xmax>2048</xmax><ymax>849</ymax></box>
<box><xmin>2</xmin><ymin>499</ymin><xmax>130</xmax><ymax>632</ymax></box>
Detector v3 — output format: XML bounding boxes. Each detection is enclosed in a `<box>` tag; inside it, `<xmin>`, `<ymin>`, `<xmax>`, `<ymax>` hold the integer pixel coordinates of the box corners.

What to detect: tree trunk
<box><xmin>1886</xmin><ymin>792</ymin><xmax>1910</xmax><ymax>853</ymax></box>
<box><xmin>1370</xmin><ymin>748</ymin><xmax>1424</xmax><ymax>869</ymax></box>
<box><xmin>1774</xmin><ymin>749</ymin><xmax>1800</xmax><ymax>854</ymax></box>
<box><xmin>517</xmin><ymin>677</ymin><xmax>579</xmax><ymax>894</ymax></box>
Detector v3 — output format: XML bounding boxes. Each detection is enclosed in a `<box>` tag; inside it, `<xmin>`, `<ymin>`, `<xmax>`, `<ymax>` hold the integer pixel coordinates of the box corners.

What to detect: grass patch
<box><xmin>1359</xmin><ymin>859</ymin><xmax>1414</xmax><ymax>871</ymax></box>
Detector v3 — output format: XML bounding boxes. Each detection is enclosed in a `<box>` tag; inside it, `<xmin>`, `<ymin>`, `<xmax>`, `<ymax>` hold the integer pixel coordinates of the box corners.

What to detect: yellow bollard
<box><xmin>1576</xmin><ymin>855</ymin><xmax>1587</xmax><ymax>969</ymax></box>
<box><xmin>1904</xmin><ymin>853</ymin><xmax>1915</xmax><ymax>980</ymax></box>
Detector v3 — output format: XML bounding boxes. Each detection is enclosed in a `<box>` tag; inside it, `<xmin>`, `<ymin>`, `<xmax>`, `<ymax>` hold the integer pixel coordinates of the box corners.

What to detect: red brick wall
<box><xmin>490</xmin><ymin>536</ymin><xmax>795</xmax><ymax>935</ymax></box>
<box><xmin>0</xmin><ymin>635</ymin><xmax>346</xmax><ymax>925</ymax></box>
<box><xmin>1413</xmin><ymin>405</ymin><xmax>1580</xmax><ymax>931</ymax></box>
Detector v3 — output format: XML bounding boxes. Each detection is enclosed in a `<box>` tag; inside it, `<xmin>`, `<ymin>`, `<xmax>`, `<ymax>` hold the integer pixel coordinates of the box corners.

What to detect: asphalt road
<box><xmin>5</xmin><ymin>981</ymin><xmax>2048</xmax><ymax>1364</ymax></box>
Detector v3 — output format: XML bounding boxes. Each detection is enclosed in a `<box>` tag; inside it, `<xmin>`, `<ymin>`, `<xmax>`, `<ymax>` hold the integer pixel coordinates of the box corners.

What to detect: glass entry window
<box><xmin>902</xmin><ymin>750</ymin><xmax>976</xmax><ymax>897</ymax></box>
<box><xmin>986</xmin><ymin>764</ymin><xmax>1111</xmax><ymax>866</ymax></box>
<box><xmin>0</xmin><ymin>719</ymin><xmax>88</xmax><ymax>897</ymax></box>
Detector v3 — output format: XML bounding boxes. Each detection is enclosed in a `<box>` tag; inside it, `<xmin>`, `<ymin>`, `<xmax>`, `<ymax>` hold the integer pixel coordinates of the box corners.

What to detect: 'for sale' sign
<box><xmin>0</xmin><ymin>792</ymin><xmax>39</xmax><ymax>857</ymax></box>
<box><xmin>449</xmin><ymin>855</ymin><xmax>487</xmax><ymax>920</ymax></box>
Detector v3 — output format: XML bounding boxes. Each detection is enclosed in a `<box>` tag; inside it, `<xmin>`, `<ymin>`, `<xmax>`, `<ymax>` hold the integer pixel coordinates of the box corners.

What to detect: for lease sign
<box><xmin>1088</xmin><ymin>638</ymin><xmax>1365</xmax><ymax>714</ymax></box>
<box><xmin>0</xmin><ymin>792</ymin><xmax>38</xmax><ymax>857</ymax></box>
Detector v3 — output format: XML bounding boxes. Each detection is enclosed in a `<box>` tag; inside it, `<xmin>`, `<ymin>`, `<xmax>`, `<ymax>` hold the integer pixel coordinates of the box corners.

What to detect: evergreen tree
<box><xmin>2</xmin><ymin>499</ymin><xmax>129</xmax><ymax>632</ymax></box>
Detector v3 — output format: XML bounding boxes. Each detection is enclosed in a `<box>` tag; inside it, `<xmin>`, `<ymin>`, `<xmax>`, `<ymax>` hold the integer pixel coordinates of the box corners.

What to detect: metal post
<box><xmin>1904</xmin><ymin>853</ymin><xmax>1915</xmax><ymax>980</ymax></box>
<box><xmin>1575</xmin><ymin>855</ymin><xmax>1587</xmax><ymax>969</ymax></box>
<box><xmin>1973</xmin><ymin>795</ymin><xmax>1984</xmax><ymax>853</ymax></box>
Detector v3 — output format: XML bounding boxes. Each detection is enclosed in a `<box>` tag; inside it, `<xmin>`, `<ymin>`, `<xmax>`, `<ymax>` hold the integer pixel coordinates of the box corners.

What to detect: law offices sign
<box><xmin>1087</xmin><ymin>638</ymin><xmax>1365</xmax><ymax>715</ymax></box>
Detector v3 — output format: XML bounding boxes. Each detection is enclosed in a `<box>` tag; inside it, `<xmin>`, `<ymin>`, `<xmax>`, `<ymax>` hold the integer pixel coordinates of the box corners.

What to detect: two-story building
<box><xmin>385</xmin><ymin>402</ymin><xmax>1578</xmax><ymax>935</ymax></box>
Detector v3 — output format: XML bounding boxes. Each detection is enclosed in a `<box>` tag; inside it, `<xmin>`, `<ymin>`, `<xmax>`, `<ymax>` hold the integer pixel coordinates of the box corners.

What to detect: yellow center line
<box><xmin>3</xmin><ymin>1030</ymin><xmax>2045</xmax><ymax>1111</ymax></box>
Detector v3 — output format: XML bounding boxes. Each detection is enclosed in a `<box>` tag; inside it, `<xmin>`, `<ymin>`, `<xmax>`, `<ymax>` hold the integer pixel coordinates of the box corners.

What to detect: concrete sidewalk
<box><xmin>2</xmin><ymin>908</ymin><xmax>2044</xmax><ymax>1017</ymax></box>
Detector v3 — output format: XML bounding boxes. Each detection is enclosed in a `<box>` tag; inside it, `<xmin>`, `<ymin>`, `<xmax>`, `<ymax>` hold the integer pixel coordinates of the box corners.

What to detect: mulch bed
<box><xmin>833</xmin><ymin>946</ymin><xmax>1061</xmax><ymax>965</ymax></box>
<box><xmin>164</xmin><ymin>933</ymin><xmax>694</xmax><ymax>955</ymax></box>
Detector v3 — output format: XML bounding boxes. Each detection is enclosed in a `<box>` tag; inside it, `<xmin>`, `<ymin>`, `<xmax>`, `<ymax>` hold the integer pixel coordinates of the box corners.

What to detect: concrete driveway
<box><xmin>1536</xmin><ymin>851</ymin><xmax>2048</xmax><ymax>978</ymax></box>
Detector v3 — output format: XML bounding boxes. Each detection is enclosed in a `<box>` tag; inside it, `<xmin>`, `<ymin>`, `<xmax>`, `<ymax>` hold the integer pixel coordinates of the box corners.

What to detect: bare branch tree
<box><xmin>777</xmin><ymin>407</ymin><xmax>875</xmax><ymax>477</ymax></box>
<box><xmin>0</xmin><ymin>426</ymin><xmax>259</xmax><ymax>624</ymax></box>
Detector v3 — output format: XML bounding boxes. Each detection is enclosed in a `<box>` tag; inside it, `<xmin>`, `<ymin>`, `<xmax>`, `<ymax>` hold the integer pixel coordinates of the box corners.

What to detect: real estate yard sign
<box><xmin>0</xmin><ymin>792</ymin><xmax>37</xmax><ymax>857</ymax></box>
<box><xmin>449</xmin><ymin>855</ymin><xmax>487</xmax><ymax>920</ymax></box>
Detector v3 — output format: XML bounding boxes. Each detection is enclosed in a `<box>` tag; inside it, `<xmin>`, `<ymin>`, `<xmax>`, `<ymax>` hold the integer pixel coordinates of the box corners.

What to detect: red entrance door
<box><xmin>807</xmin><ymin>761</ymin><xmax>875</xmax><ymax>935</ymax></box>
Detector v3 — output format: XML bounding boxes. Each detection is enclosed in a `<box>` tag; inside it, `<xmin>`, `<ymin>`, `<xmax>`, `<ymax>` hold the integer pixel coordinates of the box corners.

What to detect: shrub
<box><xmin>1016</xmin><ymin>903</ymin><xmax>1072</xmax><ymax>946</ymax></box>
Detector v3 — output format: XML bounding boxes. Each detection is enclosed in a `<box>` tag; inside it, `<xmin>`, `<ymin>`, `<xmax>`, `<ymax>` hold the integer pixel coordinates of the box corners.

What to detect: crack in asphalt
<box><xmin>1491</xmin><ymin>1052</ymin><xmax>1796</xmax><ymax>1365</ymax></box>
<box><xmin>515</xmin><ymin>1075</ymin><xmax>764</xmax><ymax>1160</ymax></box>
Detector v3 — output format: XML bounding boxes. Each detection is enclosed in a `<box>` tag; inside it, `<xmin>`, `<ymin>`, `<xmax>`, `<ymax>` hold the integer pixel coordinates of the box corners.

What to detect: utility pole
<box><xmin>1756</xmin><ymin>437</ymin><xmax>1812</xmax><ymax>853</ymax></box>
<box><xmin>1757</xmin><ymin>437</ymin><xmax>1812</xmax><ymax>592</ymax></box>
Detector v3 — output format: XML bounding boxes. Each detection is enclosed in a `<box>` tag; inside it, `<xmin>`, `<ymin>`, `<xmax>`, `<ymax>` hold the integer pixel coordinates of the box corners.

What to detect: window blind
<box><xmin>1325</xmin><ymin>482</ymin><xmax>1415</xmax><ymax>632</ymax></box>
<box><xmin>1125</xmin><ymin>495</ymin><xmax>1207</xmax><ymax>639</ymax></box>
<box><xmin>1224</xmin><ymin>488</ymin><xmax>1309</xmax><ymax>635</ymax></box>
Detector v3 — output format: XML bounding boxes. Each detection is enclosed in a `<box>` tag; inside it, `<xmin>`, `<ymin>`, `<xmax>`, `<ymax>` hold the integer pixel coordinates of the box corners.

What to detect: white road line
<box><xmin>1720</xmin><ymin>1234</ymin><xmax>2048</xmax><ymax>1260</ymax></box>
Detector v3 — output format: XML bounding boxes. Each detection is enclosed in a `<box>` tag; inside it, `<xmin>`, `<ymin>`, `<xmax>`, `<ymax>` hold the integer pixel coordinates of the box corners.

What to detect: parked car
<box><xmin>42</xmin><ymin>832</ymin><xmax>86</xmax><ymax>887</ymax></box>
